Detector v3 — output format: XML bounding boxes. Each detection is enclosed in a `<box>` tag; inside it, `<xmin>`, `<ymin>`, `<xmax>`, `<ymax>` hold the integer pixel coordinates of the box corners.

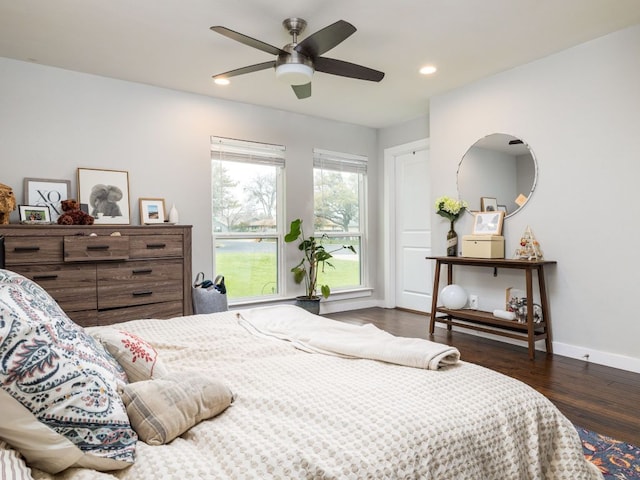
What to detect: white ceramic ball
<box><xmin>440</xmin><ymin>284</ymin><xmax>468</xmax><ymax>309</ymax></box>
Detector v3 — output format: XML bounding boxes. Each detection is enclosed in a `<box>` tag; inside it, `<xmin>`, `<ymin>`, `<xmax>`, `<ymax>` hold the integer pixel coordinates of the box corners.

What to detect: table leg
<box><xmin>525</xmin><ymin>268</ymin><xmax>535</xmax><ymax>359</ymax></box>
<box><xmin>428</xmin><ymin>260</ymin><xmax>441</xmax><ymax>334</ymax></box>
<box><xmin>446</xmin><ymin>264</ymin><xmax>453</xmax><ymax>330</ymax></box>
<box><xmin>537</xmin><ymin>266</ymin><xmax>553</xmax><ymax>354</ymax></box>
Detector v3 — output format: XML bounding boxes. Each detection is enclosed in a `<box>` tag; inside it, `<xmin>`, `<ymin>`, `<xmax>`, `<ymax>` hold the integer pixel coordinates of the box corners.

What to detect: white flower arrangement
<box><xmin>435</xmin><ymin>196</ymin><xmax>468</xmax><ymax>223</ymax></box>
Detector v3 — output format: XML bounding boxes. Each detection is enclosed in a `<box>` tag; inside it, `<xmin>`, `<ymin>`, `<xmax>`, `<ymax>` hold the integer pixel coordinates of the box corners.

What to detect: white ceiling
<box><xmin>1</xmin><ymin>1</ymin><xmax>639</xmax><ymax>128</ymax></box>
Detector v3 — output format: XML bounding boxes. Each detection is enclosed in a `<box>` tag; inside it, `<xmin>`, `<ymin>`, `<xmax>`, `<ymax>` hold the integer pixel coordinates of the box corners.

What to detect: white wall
<box><xmin>0</xmin><ymin>57</ymin><xmax>380</xmax><ymax>307</ymax></box>
<box><xmin>430</xmin><ymin>25</ymin><xmax>640</xmax><ymax>372</ymax></box>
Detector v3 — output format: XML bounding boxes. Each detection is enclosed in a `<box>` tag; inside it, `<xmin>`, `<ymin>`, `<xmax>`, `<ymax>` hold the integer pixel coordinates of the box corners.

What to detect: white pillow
<box><xmin>0</xmin><ymin>269</ymin><xmax>137</xmax><ymax>474</ymax></box>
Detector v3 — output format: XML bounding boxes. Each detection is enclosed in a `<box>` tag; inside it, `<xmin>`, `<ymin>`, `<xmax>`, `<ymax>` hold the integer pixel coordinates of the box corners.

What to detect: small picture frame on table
<box><xmin>480</xmin><ymin>197</ymin><xmax>498</xmax><ymax>212</ymax></box>
<box><xmin>19</xmin><ymin>205</ymin><xmax>52</xmax><ymax>224</ymax></box>
<box><xmin>472</xmin><ymin>211</ymin><xmax>505</xmax><ymax>235</ymax></box>
<box><xmin>497</xmin><ymin>205</ymin><xmax>508</xmax><ymax>214</ymax></box>
<box><xmin>23</xmin><ymin>178</ymin><xmax>71</xmax><ymax>222</ymax></box>
<box><xmin>139</xmin><ymin>198</ymin><xmax>166</xmax><ymax>224</ymax></box>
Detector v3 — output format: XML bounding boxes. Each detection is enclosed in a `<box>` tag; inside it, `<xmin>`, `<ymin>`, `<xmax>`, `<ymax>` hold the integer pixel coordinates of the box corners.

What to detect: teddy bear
<box><xmin>57</xmin><ymin>199</ymin><xmax>95</xmax><ymax>225</ymax></box>
<box><xmin>0</xmin><ymin>183</ymin><xmax>17</xmax><ymax>225</ymax></box>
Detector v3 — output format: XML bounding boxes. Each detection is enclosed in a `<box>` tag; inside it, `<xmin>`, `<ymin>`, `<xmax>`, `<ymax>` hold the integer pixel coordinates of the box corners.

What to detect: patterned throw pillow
<box><xmin>121</xmin><ymin>372</ymin><xmax>234</xmax><ymax>445</ymax></box>
<box><xmin>0</xmin><ymin>269</ymin><xmax>137</xmax><ymax>474</ymax></box>
<box><xmin>91</xmin><ymin>329</ymin><xmax>169</xmax><ymax>383</ymax></box>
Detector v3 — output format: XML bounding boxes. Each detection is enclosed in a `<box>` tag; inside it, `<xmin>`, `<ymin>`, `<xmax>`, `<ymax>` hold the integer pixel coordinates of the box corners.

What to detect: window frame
<box><xmin>211</xmin><ymin>136</ymin><xmax>286</xmax><ymax>302</ymax></box>
<box><xmin>313</xmin><ymin>148</ymin><xmax>368</xmax><ymax>293</ymax></box>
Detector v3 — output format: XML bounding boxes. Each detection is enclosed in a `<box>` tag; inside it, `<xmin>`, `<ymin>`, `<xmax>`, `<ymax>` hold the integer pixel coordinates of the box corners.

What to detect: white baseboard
<box><xmin>433</xmin><ymin>324</ymin><xmax>640</xmax><ymax>374</ymax></box>
<box><xmin>552</xmin><ymin>342</ymin><xmax>640</xmax><ymax>374</ymax></box>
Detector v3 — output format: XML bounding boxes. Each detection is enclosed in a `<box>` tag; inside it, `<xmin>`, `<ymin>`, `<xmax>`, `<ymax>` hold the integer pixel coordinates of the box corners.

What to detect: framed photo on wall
<box><xmin>472</xmin><ymin>211</ymin><xmax>505</xmax><ymax>235</ymax></box>
<box><xmin>139</xmin><ymin>198</ymin><xmax>166</xmax><ymax>224</ymax></box>
<box><xmin>480</xmin><ymin>197</ymin><xmax>498</xmax><ymax>212</ymax></box>
<box><xmin>77</xmin><ymin>168</ymin><xmax>130</xmax><ymax>225</ymax></box>
<box><xmin>23</xmin><ymin>178</ymin><xmax>71</xmax><ymax>222</ymax></box>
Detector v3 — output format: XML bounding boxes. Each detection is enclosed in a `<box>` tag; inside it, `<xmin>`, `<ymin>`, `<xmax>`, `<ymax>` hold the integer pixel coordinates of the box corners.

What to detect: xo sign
<box><xmin>26</xmin><ymin>179</ymin><xmax>70</xmax><ymax>220</ymax></box>
<box><xmin>35</xmin><ymin>188</ymin><xmax>63</xmax><ymax>215</ymax></box>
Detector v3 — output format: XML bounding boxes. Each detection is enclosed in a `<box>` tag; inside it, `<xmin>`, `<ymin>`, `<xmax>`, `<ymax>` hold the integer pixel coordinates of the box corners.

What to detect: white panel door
<box><xmin>395</xmin><ymin>148</ymin><xmax>432</xmax><ymax>311</ymax></box>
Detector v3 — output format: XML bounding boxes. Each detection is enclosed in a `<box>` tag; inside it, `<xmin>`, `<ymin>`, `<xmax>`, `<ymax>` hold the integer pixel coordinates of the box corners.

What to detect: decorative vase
<box><xmin>446</xmin><ymin>220</ymin><xmax>458</xmax><ymax>257</ymax></box>
<box><xmin>169</xmin><ymin>204</ymin><xmax>179</xmax><ymax>224</ymax></box>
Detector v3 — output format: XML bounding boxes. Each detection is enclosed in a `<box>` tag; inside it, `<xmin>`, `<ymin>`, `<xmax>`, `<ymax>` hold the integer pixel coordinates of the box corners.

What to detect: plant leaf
<box><xmin>284</xmin><ymin>218</ymin><xmax>302</xmax><ymax>243</ymax></box>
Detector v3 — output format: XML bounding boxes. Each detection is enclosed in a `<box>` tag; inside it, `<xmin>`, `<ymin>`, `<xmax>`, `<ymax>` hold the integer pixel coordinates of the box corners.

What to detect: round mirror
<box><xmin>457</xmin><ymin>133</ymin><xmax>537</xmax><ymax>218</ymax></box>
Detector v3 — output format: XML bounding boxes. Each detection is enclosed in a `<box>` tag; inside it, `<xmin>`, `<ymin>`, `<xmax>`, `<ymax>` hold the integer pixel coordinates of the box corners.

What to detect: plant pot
<box><xmin>295</xmin><ymin>296</ymin><xmax>321</xmax><ymax>315</ymax></box>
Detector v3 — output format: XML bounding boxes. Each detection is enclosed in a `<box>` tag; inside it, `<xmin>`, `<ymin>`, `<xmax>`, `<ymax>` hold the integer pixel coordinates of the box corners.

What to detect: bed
<box><xmin>0</xmin><ymin>269</ymin><xmax>602</xmax><ymax>479</ymax></box>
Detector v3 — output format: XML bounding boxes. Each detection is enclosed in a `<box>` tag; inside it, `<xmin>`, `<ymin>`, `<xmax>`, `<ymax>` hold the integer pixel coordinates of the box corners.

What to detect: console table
<box><xmin>427</xmin><ymin>256</ymin><xmax>556</xmax><ymax>359</ymax></box>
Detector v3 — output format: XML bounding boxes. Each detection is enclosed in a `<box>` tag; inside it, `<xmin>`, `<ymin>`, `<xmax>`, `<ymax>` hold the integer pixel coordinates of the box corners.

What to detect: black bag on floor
<box><xmin>192</xmin><ymin>272</ymin><xmax>228</xmax><ymax>314</ymax></box>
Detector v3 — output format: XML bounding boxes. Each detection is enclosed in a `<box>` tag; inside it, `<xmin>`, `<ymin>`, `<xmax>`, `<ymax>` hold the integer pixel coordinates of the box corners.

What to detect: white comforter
<box><xmin>31</xmin><ymin>309</ymin><xmax>601</xmax><ymax>480</ymax></box>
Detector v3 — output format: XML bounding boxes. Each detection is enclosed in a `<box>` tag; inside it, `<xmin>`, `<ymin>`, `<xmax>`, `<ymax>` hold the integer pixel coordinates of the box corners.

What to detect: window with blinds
<box><xmin>313</xmin><ymin>148</ymin><xmax>367</xmax><ymax>291</ymax></box>
<box><xmin>211</xmin><ymin>136</ymin><xmax>285</xmax><ymax>300</ymax></box>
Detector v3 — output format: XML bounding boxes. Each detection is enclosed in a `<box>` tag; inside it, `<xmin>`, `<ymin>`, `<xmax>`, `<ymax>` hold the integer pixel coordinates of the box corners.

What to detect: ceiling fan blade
<box><xmin>314</xmin><ymin>57</ymin><xmax>385</xmax><ymax>82</ymax></box>
<box><xmin>292</xmin><ymin>83</ymin><xmax>311</xmax><ymax>99</ymax></box>
<box><xmin>210</xmin><ymin>26</ymin><xmax>286</xmax><ymax>56</ymax></box>
<box><xmin>295</xmin><ymin>20</ymin><xmax>356</xmax><ymax>58</ymax></box>
<box><xmin>212</xmin><ymin>61</ymin><xmax>276</xmax><ymax>80</ymax></box>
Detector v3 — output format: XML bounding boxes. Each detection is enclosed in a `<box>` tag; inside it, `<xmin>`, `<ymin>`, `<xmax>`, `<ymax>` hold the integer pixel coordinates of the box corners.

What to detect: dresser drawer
<box><xmin>129</xmin><ymin>235</ymin><xmax>183</xmax><ymax>259</ymax></box>
<box><xmin>97</xmin><ymin>260</ymin><xmax>183</xmax><ymax>309</ymax></box>
<box><xmin>97</xmin><ymin>300</ymin><xmax>184</xmax><ymax>326</ymax></box>
<box><xmin>11</xmin><ymin>264</ymin><xmax>97</xmax><ymax>312</ymax></box>
<box><xmin>4</xmin><ymin>237</ymin><xmax>63</xmax><ymax>264</ymax></box>
<box><xmin>64</xmin><ymin>236</ymin><xmax>130</xmax><ymax>262</ymax></box>
<box><xmin>67</xmin><ymin>309</ymin><xmax>99</xmax><ymax>328</ymax></box>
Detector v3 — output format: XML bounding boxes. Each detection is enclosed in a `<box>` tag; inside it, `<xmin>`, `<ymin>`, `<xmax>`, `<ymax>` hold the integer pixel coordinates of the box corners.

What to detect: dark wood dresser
<box><xmin>0</xmin><ymin>224</ymin><xmax>192</xmax><ymax>326</ymax></box>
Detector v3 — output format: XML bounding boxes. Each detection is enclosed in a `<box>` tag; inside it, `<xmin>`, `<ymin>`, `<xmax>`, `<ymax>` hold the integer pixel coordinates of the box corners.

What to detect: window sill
<box><xmin>229</xmin><ymin>287</ymin><xmax>373</xmax><ymax>309</ymax></box>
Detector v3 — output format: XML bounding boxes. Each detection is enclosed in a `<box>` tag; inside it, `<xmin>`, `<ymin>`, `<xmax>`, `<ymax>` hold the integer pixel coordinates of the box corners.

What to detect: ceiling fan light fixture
<box><xmin>275</xmin><ymin>63</ymin><xmax>314</xmax><ymax>85</ymax></box>
<box><xmin>214</xmin><ymin>78</ymin><xmax>230</xmax><ymax>85</ymax></box>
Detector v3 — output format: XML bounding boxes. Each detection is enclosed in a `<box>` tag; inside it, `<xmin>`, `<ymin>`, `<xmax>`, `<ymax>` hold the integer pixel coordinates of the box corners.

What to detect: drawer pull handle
<box><xmin>14</xmin><ymin>246</ymin><xmax>40</xmax><ymax>252</ymax></box>
<box><xmin>132</xmin><ymin>291</ymin><xmax>153</xmax><ymax>297</ymax></box>
<box><xmin>146</xmin><ymin>243</ymin><xmax>166</xmax><ymax>249</ymax></box>
<box><xmin>33</xmin><ymin>274</ymin><xmax>59</xmax><ymax>281</ymax></box>
<box><xmin>132</xmin><ymin>268</ymin><xmax>153</xmax><ymax>275</ymax></box>
<box><xmin>86</xmin><ymin>245</ymin><xmax>110</xmax><ymax>251</ymax></box>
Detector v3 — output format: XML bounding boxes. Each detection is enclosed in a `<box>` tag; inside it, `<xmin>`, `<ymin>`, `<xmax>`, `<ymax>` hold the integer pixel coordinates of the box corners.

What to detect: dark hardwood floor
<box><xmin>326</xmin><ymin>307</ymin><xmax>640</xmax><ymax>446</ymax></box>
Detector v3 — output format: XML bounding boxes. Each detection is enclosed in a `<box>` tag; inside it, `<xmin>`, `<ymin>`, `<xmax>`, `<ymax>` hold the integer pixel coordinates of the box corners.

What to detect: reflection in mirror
<box><xmin>457</xmin><ymin>133</ymin><xmax>537</xmax><ymax>218</ymax></box>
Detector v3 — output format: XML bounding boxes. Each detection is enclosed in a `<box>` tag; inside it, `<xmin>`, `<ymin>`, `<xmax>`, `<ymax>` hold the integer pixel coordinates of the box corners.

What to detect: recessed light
<box><xmin>214</xmin><ymin>78</ymin><xmax>230</xmax><ymax>85</ymax></box>
<box><xmin>419</xmin><ymin>65</ymin><xmax>437</xmax><ymax>75</ymax></box>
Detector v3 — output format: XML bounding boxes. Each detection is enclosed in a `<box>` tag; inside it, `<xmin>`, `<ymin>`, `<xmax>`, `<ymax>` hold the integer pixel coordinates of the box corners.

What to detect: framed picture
<box><xmin>472</xmin><ymin>211</ymin><xmax>505</xmax><ymax>235</ymax></box>
<box><xmin>19</xmin><ymin>205</ymin><xmax>51</xmax><ymax>224</ymax></box>
<box><xmin>480</xmin><ymin>197</ymin><xmax>498</xmax><ymax>212</ymax></box>
<box><xmin>23</xmin><ymin>178</ymin><xmax>70</xmax><ymax>222</ymax></box>
<box><xmin>77</xmin><ymin>168</ymin><xmax>130</xmax><ymax>225</ymax></box>
<box><xmin>497</xmin><ymin>205</ymin><xmax>508</xmax><ymax>214</ymax></box>
<box><xmin>139</xmin><ymin>198</ymin><xmax>166</xmax><ymax>224</ymax></box>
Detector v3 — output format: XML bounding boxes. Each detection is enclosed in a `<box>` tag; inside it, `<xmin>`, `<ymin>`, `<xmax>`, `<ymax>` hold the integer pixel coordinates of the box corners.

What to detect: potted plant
<box><xmin>285</xmin><ymin>218</ymin><xmax>356</xmax><ymax>313</ymax></box>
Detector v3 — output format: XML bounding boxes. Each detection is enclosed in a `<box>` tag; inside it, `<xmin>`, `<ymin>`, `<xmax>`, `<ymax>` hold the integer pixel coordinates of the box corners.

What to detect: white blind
<box><xmin>313</xmin><ymin>148</ymin><xmax>367</xmax><ymax>174</ymax></box>
<box><xmin>211</xmin><ymin>136</ymin><xmax>285</xmax><ymax>167</ymax></box>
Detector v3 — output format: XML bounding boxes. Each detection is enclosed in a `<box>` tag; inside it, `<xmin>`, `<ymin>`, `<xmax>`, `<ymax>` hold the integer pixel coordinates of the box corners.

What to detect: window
<box><xmin>313</xmin><ymin>148</ymin><xmax>367</xmax><ymax>291</ymax></box>
<box><xmin>211</xmin><ymin>137</ymin><xmax>285</xmax><ymax>301</ymax></box>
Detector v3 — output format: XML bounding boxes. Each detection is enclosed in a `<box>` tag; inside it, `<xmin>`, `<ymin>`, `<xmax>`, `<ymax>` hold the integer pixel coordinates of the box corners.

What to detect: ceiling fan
<box><xmin>210</xmin><ymin>18</ymin><xmax>385</xmax><ymax>99</ymax></box>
